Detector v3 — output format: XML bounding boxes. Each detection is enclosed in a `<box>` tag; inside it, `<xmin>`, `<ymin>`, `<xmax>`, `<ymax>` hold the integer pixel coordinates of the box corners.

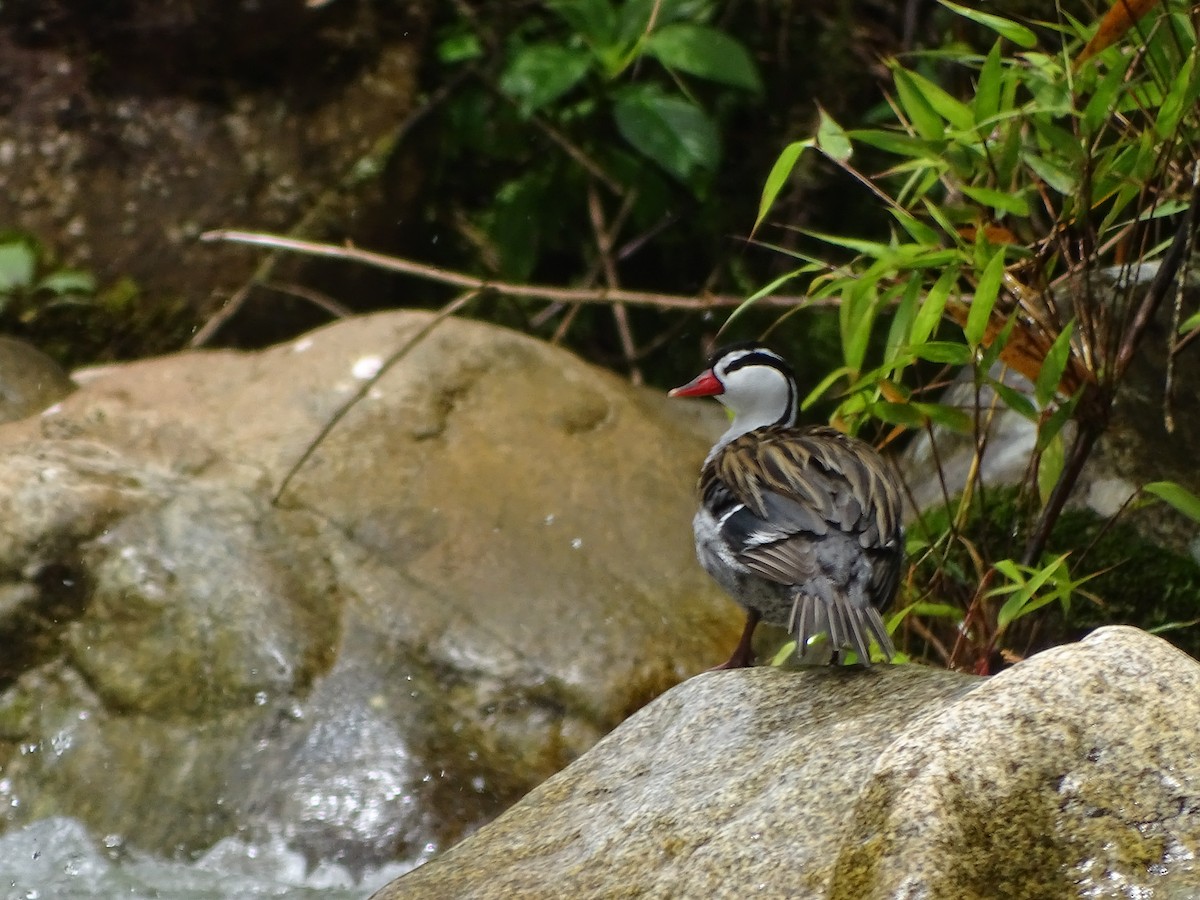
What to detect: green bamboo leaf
<box><xmin>987</xmin><ymin>377</ymin><xmax>1038</xmax><ymax>420</ymax></box>
<box><xmin>1156</xmin><ymin>53</ymin><xmax>1198</xmax><ymax>139</ymax></box>
<box><xmin>995</xmin><ymin>555</ymin><xmax>1070</xmax><ymax>630</ymax></box>
<box><xmin>1024</xmin><ymin>152</ymin><xmax>1078</xmax><ymax>194</ymax></box>
<box><xmin>755</xmin><ymin>139</ymin><xmax>813</xmax><ymax>229</ymax></box>
<box><xmin>1037</xmin><ymin>431</ymin><xmax>1065</xmax><ymax>508</ymax></box>
<box><xmin>1034</xmin><ymin>321</ymin><xmax>1075</xmax><ymax>405</ymax></box>
<box><xmin>909</xmin><ymin>601</ymin><xmax>966</xmax><ymax>620</ymax></box>
<box><xmin>974</xmin><ymin>40</ymin><xmax>1004</xmax><ymax>126</ymax></box>
<box><xmin>965</xmin><ymin>247</ymin><xmax>1006</xmax><ymax>346</ymax></box>
<box><xmin>1082</xmin><ymin>52</ymin><xmax>1133</xmax><ymax>135</ymax></box>
<box><xmin>1035</xmin><ymin>391</ymin><xmax>1080</xmax><ymax>453</ymax></box>
<box><xmin>843</xmin><ymin>277</ymin><xmax>883</xmax><ymax>372</ymax></box>
<box><xmin>847</xmin><ymin>129</ymin><xmax>937</xmax><ymax>159</ymax></box>
<box><xmin>911</xmin><ymin>341</ymin><xmax>973</xmax><ymax>365</ymax></box>
<box><xmin>914</xmin><ymin>401</ymin><xmax>973</xmax><ymax>432</ymax></box>
<box><xmin>870</xmin><ymin>401</ymin><xmax>928</xmax><ymax>429</ymax></box>
<box><xmin>978</xmin><ymin>314</ymin><xmax>1015</xmax><ymax>372</ymax></box>
<box><xmin>903</xmin><ymin>68</ymin><xmax>975</xmax><ymax>131</ymax></box>
<box><xmin>723</xmin><ymin>267</ymin><xmax>816</xmax><ymax>330</ymax></box>
<box><xmin>885</xmin><ymin>277</ymin><xmax>922</xmax><ymax>365</ymax></box>
<box><xmin>1144</xmin><ymin>481</ymin><xmax>1200</xmax><ymax>523</ymax></box>
<box><xmin>816</xmin><ymin>106</ymin><xmax>853</xmax><ymax>162</ymax></box>
<box><xmin>798</xmin><ymin>229</ymin><xmax>892</xmax><ymax>257</ymax></box>
<box><xmin>961</xmin><ymin>185</ymin><xmax>1030</xmax><ymax>217</ymax></box>
<box><xmin>892</xmin><ymin>67</ymin><xmax>945</xmax><ymax>140</ymax></box>
<box><xmin>911</xmin><ymin>266</ymin><xmax>959</xmax><ymax>345</ymax></box>
<box><xmin>937</xmin><ymin>0</ymin><xmax>1037</xmax><ymax>48</ymax></box>
<box><xmin>800</xmin><ymin>366</ymin><xmax>853</xmax><ymax>410</ymax></box>
<box><xmin>889</xmin><ymin>208</ymin><xmax>940</xmax><ymax>245</ymax></box>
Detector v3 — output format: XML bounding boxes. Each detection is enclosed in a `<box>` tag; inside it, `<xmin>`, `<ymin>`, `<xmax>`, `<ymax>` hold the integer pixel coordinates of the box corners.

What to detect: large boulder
<box><xmin>0</xmin><ymin>311</ymin><xmax>740</xmax><ymax>871</ymax></box>
<box><xmin>377</xmin><ymin>626</ymin><xmax>1200</xmax><ymax>899</ymax></box>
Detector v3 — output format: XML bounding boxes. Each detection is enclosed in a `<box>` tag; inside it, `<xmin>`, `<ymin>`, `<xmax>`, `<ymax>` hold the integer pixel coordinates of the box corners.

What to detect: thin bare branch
<box><xmin>201</xmin><ymin>229</ymin><xmax>828</xmax><ymax>311</ymax></box>
<box><xmin>191</xmin><ymin>70</ymin><xmax>469</xmax><ymax>347</ymax></box>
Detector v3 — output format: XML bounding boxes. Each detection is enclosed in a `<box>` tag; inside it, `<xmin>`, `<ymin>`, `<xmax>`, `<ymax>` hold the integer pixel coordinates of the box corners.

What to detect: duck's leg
<box><xmin>710</xmin><ymin>609</ymin><xmax>761</xmax><ymax>670</ymax></box>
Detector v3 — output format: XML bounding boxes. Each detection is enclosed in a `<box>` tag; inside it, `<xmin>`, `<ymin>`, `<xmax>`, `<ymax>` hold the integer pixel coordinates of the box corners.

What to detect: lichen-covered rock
<box><xmin>375</xmin><ymin>627</ymin><xmax>1200</xmax><ymax>899</ymax></box>
<box><xmin>0</xmin><ymin>311</ymin><xmax>739</xmax><ymax>870</ymax></box>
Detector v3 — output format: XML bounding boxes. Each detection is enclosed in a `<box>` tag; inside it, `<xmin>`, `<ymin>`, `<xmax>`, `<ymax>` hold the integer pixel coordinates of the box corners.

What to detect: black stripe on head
<box><xmin>710</xmin><ymin>342</ymin><xmax>794</xmax><ymax>379</ymax></box>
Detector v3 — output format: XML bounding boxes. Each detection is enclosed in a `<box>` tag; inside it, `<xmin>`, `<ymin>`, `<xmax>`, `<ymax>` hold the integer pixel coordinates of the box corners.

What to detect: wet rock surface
<box><xmin>377</xmin><ymin>627</ymin><xmax>1200</xmax><ymax>899</ymax></box>
<box><xmin>0</xmin><ymin>311</ymin><xmax>740</xmax><ymax>870</ymax></box>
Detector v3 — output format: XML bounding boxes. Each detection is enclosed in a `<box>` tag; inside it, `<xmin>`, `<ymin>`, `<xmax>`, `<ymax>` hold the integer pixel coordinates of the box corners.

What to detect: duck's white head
<box><xmin>669</xmin><ymin>343</ymin><xmax>799</xmax><ymax>450</ymax></box>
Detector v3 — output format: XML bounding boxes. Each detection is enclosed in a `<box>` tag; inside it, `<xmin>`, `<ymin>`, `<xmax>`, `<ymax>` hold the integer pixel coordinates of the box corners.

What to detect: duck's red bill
<box><xmin>668</xmin><ymin>369</ymin><xmax>723</xmax><ymax>398</ymax></box>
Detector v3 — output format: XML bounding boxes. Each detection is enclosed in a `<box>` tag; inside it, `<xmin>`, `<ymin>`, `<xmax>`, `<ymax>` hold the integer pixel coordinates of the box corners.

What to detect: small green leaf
<box><xmin>499</xmin><ymin>43</ymin><xmax>592</xmax><ymax>116</ymax></box>
<box><xmin>889</xmin><ymin>208</ymin><xmax>940</xmax><ymax>245</ymax></box>
<box><xmin>885</xmin><ymin>277</ymin><xmax>922</xmax><ymax>365</ymax></box>
<box><xmin>994</xmin><ymin>555</ymin><xmax>1070</xmax><ymax>630</ymax></box>
<box><xmin>756</xmin><ymin>139</ymin><xmax>812</xmax><ymax>229</ymax></box>
<box><xmin>0</xmin><ymin>240</ymin><xmax>36</xmax><ymax>292</ymax></box>
<box><xmin>966</xmin><ymin>247</ymin><xmax>1006</xmax><ymax>346</ymax></box>
<box><xmin>892</xmin><ymin>67</ymin><xmax>945</xmax><ymax>140</ymax></box>
<box><xmin>848</xmin><ymin>129</ymin><xmax>938</xmax><ymax>159</ymax></box>
<box><xmin>724</xmin><ymin>266</ymin><xmax>817</xmax><ymax>330</ymax></box>
<box><xmin>961</xmin><ymin>184</ymin><xmax>1030</xmax><ymax>217</ymax></box>
<box><xmin>898</xmin><ymin>68</ymin><xmax>975</xmax><ymax>131</ymax></box>
<box><xmin>801</xmin><ymin>366</ymin><xmax>852</xmax><ymax>410</ymax></box>
<box><xmin>1037</xmin><ymin>431</ymin><xmax>1065</xmax><ymax>508</ymax></box>
<box><xmin>644</xmin><ymin>23</ymin><xmax>762</xmax><ymax>92</ymax></box>
<box><xmin>799</xmin><ymin>229</ymin><xmax>891</xmax><ymax>257</ymax></box>
<box><xmin>977</xmin><ymin>313</ymin><xmax>1014</xmax><ymax>373</ymax></box>
<box><xmin>1035</xmin><ymin>391</ymin><xmax>1080</xmax><ymax>454</ymax></box>
<box><xmin>1144</xmin><ymin>481</ymin><xmax>1200</xmax><ymax>523</ymax></box>
<box><xmin>871</xmin><ymin>401</ymin><xmax>928</xmax><ymax>429</ymax></box>
<box><xmin>437</xmin><ymin>31</ymin><xmax>483</xmax><ymax>64</ymax></box>
<box><xmin>1082</xmin><ymin>52</ymin><xmax>1133</xmax><ymax>135</ymax></box>
<box><xmin>909</xmin><ymin>601</ymin><xmax>965</xmax><ymax>621</ymax></box>
<box><xmin>35</xmin><ymin>270</ymin><xmax>96</xmax><ymax>295</ymax></box>
<box><xmin>815</xmin><ymin>106</ymin><xmax>852</xmax><ymax>162</ymax></box>
<box><xmin>1024</xmin><ymin>152</ymin><xmax>1078</xmax><ymax>194</ymax></box>
<box><xmin>974</xmin><ymin>40</ymin><xmax>1004</xmax><ymax>125</ymax></box>
<box><xmin>1156</xmin><ymin>52</ymin><xmax>1197</xmax><ymax>138</ymax></box>
<box><xmin>937</xmin><ymin>0</ymin><xmax>1037</xmax><ymax>48</ymax></box>
<box><xmin>914</xmin><ymin>401</ymin><xmax>973</xmax><ymax>432</ymax></box>
<box><xmin>911</xmin><ymin>266</ymin><xmax>959</xmax><ymax>345</ymax></box>
<box><xmin>1034</xmin><ymin>321</ymin><xmax>1075</xmax><ymax>405</ymax></box>
<box><xmin>911</xmin><ymin>341</ymin><xmax>973</xmax><ymax>365</ymax></box>
<box><xmin>613</xmin><ymin>86</ymin><xmax>719</xmax><ymax>188</ymax></box>
<box><xmin>842</xmin><ymin>276</ymin><xmax>883</xmax><ymax>372</ymax></box>
<box><xmin>987</xmin><ymin>377</ymin><xmax>1038</xmax><ymax>420</ymax></box>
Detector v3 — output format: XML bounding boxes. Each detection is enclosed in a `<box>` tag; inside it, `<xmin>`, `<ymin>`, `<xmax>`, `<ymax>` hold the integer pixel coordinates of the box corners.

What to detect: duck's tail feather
<box><xmin>789</xmin><ymin>593</ymin><xmax>895</xmax><ymax>664</ymax></box>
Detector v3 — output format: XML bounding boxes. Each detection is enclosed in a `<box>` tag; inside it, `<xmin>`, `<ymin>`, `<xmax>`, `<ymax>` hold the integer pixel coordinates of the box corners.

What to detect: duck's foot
<box><xmin>709</xmin><ymin>609</ymin><xmax>761</xmax><ymax>670</ymax></box>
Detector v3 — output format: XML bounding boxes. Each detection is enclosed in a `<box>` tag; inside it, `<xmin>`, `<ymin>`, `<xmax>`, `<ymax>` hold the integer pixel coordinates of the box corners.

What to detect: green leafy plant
<box><xmin>421</xmin><ymin>0</ymin><xmax>766</xmax><ymax>374</ymax></box>
<box><xmin>0</xmin><ymin>233</ymin><xmax>96</xmax><ymax>322</ymax></box>
<box><xmin>747</xmin><ymin>0</ymin><xmax>1200</xmax><ymax>671</ymax></box>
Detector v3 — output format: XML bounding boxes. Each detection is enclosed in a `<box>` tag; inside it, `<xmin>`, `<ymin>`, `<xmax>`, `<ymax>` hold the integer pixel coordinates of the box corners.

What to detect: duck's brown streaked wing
<box><xmin>707</xmin><ymin>426</ymin><xmax>903</xmax><ymax>541</ymax></box>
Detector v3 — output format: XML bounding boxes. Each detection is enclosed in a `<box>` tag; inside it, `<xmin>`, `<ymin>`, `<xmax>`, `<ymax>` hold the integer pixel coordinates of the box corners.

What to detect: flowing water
<box><xmin>0</xmin><ymin>818</ymin><xmax>416</xmax><ymax>900</ymax></box>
